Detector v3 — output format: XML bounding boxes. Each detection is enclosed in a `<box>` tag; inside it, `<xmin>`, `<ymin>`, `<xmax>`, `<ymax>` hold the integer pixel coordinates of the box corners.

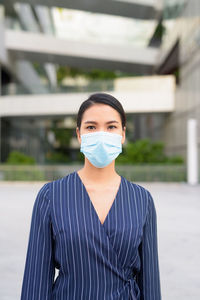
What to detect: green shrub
<box><xmin>5</xmin><ymin>151</ymin><xmax>36</xmax><ymax>165</ymax></box>
<box><xmin>116</xmin><ymin>138</ymin><xmax>184</xmax><ymax>165</ymax></box>
<box><xmin>45</xmin><ymin>151</ymin><xmax>70</xmax><ymax>163</ymax></box>
<box><xmin>4</xmin><ymin>151</ymin><xmax>45</xmax><ymax>180</ymax></box>
<box><xmin>165</xmin><ymin>155</ymin><xmax>184</xmax><ymax>164</ymax></box>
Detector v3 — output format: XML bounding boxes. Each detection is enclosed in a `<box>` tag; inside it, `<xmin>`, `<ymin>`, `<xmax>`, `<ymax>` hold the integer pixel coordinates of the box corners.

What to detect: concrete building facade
<box><xmin>155</xmin><ymin>0</ymin><xmax>200</xmax><ymax>167</ymax></box>
<box><xmin>0</xmin><ymin>0</ymin><xmax>199</xmax><ymax>179</ymax></box>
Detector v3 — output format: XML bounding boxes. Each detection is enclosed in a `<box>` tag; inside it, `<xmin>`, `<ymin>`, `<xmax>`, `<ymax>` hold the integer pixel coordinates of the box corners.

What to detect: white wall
<box><xmin>0</xmin><ymin>75</ymin><xmax>175</xmax><ymax>116</ymax></box>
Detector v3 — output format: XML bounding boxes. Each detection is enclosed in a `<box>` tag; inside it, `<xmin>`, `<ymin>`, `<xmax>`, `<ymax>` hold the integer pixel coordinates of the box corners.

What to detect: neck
<box><xmin>77</xmin><ymin>159</ymin><xmax>120</xmax><ymax>185</ymax></box>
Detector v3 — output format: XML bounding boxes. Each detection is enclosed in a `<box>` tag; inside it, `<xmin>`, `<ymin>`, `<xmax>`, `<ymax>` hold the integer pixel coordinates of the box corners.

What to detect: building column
<box><xmin>187</xmin><ymin>118</ymin><xmax>199</xmax><ymax>185</ymax></box>
<box><xmin>0</xmin><ymin>65</ymin><xmax>1</xmax><ymax>163</ymax></box>
<box><xmin>0</xmin><ymin>4</ymin><xmax>5</xmax><ymax>163</ymax></box>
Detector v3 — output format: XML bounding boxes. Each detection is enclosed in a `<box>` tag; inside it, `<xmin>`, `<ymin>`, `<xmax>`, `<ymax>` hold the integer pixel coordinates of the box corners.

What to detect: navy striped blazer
<box><xmin>20</xmin><ymin>171</ymin><xmax>161</xmax><ymax>300</ymax></box>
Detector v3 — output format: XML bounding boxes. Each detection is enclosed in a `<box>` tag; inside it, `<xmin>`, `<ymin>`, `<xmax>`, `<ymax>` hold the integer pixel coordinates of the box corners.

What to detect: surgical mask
<box><xmin>80</xmin><ymin>131</ymin><xmax>122</xmax><ymax>168</ymax></box>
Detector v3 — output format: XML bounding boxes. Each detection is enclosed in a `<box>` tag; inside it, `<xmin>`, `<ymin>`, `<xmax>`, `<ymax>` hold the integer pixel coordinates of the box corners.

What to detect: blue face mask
<box><xmin>80</xmin><ymin>131</ymin><xmax>122</xmax><ymax>168</ymax></box>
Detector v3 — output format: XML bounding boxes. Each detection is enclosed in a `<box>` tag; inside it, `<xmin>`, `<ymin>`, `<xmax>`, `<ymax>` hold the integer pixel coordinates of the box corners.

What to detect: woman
<box><xmin>20</xmin><ymin>92</ymin><xmax>162</xmax><ymax>300</ymax></box>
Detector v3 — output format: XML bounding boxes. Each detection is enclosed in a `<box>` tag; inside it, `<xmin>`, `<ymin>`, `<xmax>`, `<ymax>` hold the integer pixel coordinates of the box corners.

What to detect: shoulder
<box><xmin>46</xmin><ymin>171</ymin><xmax>76</xmax><ymax>187</ymax></box>
<box><xmin>130</xmin><ymin>181</ymin><xmax>157</xmax><ymax>221</ymax></box>
<box><xmin>43</xmin><ymin>171</ymin><xmax>77</xmax><ymax>200</ymax></box>
<box><xmin>35</xmin><ymin>182</ymin><xmax>50</xmax><ymax>203</ymax></box>
<box><xmin>123</xmin><ymin>177</ymin><xmax>154</xmax><ymax>219</ymax></box>
<box><xmin>124</xmin><ymin>177</ymin><xmax>151</xmax><ymax>202</ymax></box>
<box><xmin>31</xmin><ymin>182</ymin><xmax>51</xmax><ymax>221</ymax></box>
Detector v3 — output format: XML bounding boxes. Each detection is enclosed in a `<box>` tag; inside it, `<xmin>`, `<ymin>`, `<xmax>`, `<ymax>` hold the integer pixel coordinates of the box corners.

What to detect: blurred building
<box><xmin>155</xmin><ymin>0</ymin><xmax>200</xmax><ymax>163</ymax></box>
<box><xmin>0</xmin><ymin>0</ymin><xmax>199</xmax><ymax>169</ymax></box>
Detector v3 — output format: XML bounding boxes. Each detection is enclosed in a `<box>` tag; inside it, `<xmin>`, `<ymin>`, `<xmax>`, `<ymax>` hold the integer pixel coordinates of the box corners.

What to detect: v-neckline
<box><xmin>75</xmin><ymin>171</ymin><xmax>123</xmax><ymax>227</ymax></box>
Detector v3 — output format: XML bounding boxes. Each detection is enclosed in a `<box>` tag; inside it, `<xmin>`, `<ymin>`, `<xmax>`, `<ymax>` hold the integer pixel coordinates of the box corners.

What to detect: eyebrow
<box><xmin>84</xmin><ymin>120</ymin><xmax>119</xmax><ymax>124</ymax></box>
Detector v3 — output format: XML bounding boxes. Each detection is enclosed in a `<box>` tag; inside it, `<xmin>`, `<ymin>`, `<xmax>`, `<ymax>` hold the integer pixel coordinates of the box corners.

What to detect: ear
<box><xmin>121</xmin><ymin>126</ymin><xmax>126</xmax><ymax>145</ymax></box>
<box><xmin>76</xmin><ymin>127</ymin><xmax>81</xmax><ymax>144</ymax></box>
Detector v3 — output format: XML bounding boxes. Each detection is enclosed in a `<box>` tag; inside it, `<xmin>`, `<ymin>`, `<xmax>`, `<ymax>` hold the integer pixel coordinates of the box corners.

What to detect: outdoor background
<box><xmin>0</xmin><ymin>0</ymin><xmax>200</xmax><ymax>299</ymax></box>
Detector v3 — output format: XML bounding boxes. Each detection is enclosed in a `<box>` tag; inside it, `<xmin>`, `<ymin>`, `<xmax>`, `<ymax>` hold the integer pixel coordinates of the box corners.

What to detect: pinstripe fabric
<box><xmin>20</xmin><ymin>171</ymin><xmax>161</xmax><ymax>300</ymax></box>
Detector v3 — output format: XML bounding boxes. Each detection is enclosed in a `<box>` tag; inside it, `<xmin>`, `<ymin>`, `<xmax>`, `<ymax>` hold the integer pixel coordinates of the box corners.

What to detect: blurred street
<box><xmin>0</xmin><ymin>180</ymin><xmax>200</xmax><ymax>300</ymax></box>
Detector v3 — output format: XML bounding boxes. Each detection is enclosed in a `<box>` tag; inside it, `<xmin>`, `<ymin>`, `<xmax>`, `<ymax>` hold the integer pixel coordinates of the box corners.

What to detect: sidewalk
<box><xmin>0</xmin><ymin>181</ymin><xmax>200</xmax><ymax>300</ymax></box>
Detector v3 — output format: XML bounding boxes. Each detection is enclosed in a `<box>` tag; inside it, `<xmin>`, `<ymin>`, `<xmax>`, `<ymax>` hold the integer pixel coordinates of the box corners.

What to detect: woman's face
<box><xmin>76</xmin><ymin>103</ymin><xmax>126</xmax><ymax>145</ymax></box>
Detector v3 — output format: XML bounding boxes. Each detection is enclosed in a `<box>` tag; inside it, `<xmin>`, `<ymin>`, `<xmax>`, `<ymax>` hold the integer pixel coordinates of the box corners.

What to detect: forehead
<box><xmin>82</xmin><ymin>103</ymin><xmax>121</xmax><ymax>120</ymax></box>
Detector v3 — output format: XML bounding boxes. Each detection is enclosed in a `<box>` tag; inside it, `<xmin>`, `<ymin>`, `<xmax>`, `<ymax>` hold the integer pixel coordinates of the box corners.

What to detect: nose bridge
<box><xmin>94</xmin><ymin>119</ymin><xmax>109</xmax><ymax>131</ymax></box>
<box><xmin>98</xmin><ymin>124</ymin><xmax>108</xmax><ymax>132</ymax></box>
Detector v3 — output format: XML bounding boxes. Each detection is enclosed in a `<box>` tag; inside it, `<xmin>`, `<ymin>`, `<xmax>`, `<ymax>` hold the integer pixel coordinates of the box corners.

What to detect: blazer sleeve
<box><xmin>20</xmin><ymin>182</ymin><xmax>55</xmax><ymax>300</ymax></box>
<box><xmin>137</xmin><ymin>191</ymin><xmax>162</xmax><ymax>300</ymax></box>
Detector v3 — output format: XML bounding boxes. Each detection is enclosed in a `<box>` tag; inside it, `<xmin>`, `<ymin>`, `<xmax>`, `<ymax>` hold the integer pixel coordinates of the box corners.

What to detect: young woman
<box><xmin>20</xmin><ymin>92</ymin><xmax>161</xmax><ymax>300</ymax></box>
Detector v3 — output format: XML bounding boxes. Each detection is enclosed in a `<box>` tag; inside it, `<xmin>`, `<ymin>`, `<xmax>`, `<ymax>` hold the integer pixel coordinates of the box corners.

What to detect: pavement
<box><xmin>0</xmin><ymin>180</ymin><xmax>200</xmax><ymax>300</ymax></box>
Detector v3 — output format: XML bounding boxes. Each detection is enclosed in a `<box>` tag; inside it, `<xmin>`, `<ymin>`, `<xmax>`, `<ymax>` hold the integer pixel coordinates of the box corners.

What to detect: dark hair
<box><xmin>76</xmin><ymin>92</ymin><xmax>126</xmax><ymax>130</ymax></box>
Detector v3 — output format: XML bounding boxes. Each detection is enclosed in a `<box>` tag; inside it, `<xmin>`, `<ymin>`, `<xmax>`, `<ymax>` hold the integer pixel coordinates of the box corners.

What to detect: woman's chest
<box><xmin>51</xmin><ymin>178</ymin><xmax>146</xmax><ymax>268</ymax></box>
<box><xmin>86</xmin><ymin>187</ymin><xmax>119</xmax><ymax>225</ymax></box>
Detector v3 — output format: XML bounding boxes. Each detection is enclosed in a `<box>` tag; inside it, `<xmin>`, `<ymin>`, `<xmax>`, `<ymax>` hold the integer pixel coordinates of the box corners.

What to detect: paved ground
<box><xmin>0</xmin><ymin>180</ymin><xmax>200</xmax><ymax>300</ymax></box>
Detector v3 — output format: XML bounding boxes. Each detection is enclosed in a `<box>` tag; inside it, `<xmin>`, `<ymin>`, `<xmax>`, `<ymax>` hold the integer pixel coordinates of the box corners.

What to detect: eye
<box><xmin>86</xmin><ymin>125</ymin><xmax>95</xmax><ymax>130</ymax></box>
<box><xmin>108</xmin><ymin>125</ymin><xmax>117</xmax><ymax>129</ymax></box>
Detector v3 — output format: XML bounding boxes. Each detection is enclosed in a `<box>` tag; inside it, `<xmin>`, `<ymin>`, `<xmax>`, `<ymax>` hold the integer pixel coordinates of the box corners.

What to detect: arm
<box><xmin>20</xmin><ymin>182</ymin><xmax>55</xmax><ymax>300</ymax></box>
<box><xmin>137</xmin><ymin>191</ymin><xmax>162</xmax><ymax>300</ymax></box>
